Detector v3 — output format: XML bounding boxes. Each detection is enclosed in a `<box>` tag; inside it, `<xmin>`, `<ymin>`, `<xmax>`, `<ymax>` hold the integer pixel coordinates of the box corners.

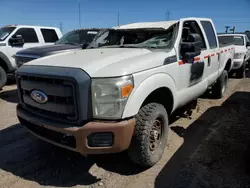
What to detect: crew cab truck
<box><xmin>16</xmin><ymin>18</ymin><xmax>234</xmax><ymax>167</ymax></box>
<box><xmin>14</xmin><ymin>28</ymin><xmax>101</xmax><ymax>68</ymax></box>
<box><xmin>0</xmin><ymin>25</ymin><xmax>62</xmax><ymax>89</ymax></box>
<box><xmin>218</xmin><ymin>33</ymin><xmax>250</xmax><ymax>78</ymax></box>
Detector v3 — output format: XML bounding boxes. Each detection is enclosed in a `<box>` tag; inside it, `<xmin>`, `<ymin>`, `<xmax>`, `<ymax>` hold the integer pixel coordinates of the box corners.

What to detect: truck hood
<box><xmin>25</xmin><ymin>48</ymin><xmax>171</xmax><ymax>77</ymax></box>
<box><xmin>16</xmin><ymin>44</ymin><xmax>81</xmax><ymax>57</ymax></box>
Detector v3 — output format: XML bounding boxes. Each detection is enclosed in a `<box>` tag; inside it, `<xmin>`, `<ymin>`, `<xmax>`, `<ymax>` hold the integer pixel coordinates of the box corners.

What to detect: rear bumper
<box><xmin>17</xmin><ymin>104</ymin><xmax>135</xmax><ymax>154</ymax></box>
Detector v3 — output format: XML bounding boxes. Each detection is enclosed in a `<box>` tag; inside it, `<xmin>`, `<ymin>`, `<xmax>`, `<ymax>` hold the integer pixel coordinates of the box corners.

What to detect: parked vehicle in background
<box><xmin>218</xmin><ymin>33</ymin><xmax>250</xmax><ymax>78</ymax></box>
<box><xmin>16</xmin><ymin>17</ymin><xmax>234</xmax><ymax>167</ymax></box>
<box><xmin>14</xmin><ymin>28</ymin><xmax>102</xmax><ymax>69</ymax></box>
<box><xmin>245</xmin><ymin>31</ymin><xmax>250</xmax><ymax>40</ymax></box>
<box><xmin>0</xmin><ymin>25</ymin><xmax>62</xmax><ymax>89</ymax></box>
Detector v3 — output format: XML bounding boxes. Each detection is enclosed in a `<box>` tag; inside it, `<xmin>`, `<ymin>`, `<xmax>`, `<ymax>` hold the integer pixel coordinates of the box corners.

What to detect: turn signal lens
<box><xmin>121</xmin><ymin>84</ymin><xmax>133</xmax><ymax>98</ymax></box>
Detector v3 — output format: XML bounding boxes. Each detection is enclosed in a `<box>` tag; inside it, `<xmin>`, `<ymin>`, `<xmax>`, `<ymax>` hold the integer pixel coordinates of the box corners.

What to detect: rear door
<box><xmin>200</xmin><ymin>21</ymin><xmax>220</xmax><ymax>85</ymax></box>
<box><xmin>40</xmin><ymin>28</ymin><xmax>59</xmax><ymax>44</ymax></box>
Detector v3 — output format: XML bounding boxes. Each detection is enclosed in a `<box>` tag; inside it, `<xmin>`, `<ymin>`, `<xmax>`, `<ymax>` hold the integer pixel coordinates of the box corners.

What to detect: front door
<box><xmin>7</xmin><ymin>27</ymin><xmax>41</xmax><ymax>58</ymax></box>
<box><xmin>178</xmin><ymin>20</ymin><xmax>208</xmax><ymax>90</ymax></box>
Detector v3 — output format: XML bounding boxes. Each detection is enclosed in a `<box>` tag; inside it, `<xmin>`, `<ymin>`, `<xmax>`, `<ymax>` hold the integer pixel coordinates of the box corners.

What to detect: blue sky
<box><xmin>1</xmin><ymin>0</ymin><xmax>250</xmax><ymax>34</ymax></box>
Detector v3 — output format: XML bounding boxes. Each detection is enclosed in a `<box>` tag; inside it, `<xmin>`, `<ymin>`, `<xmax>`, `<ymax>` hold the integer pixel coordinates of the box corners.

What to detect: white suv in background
<box><xmin>218</xmin><ymin>33</ymin><xmax>250</xmax><ymax>78</ymax></box>
<box><xmin>0</xmin><ymin>25</ymin><xmax>62</xmax><ymax>88</ymax></box>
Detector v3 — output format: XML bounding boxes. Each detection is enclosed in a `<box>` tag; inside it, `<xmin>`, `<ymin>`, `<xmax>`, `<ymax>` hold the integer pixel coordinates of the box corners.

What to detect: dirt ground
<box><xmin>1</xmin><ymin>75</ymin><xmax>250</xmax><ymax>188</ymax></box>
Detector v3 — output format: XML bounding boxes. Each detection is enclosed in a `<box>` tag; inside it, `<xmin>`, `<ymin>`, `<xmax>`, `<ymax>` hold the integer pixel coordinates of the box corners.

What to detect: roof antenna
<box><xmin>117</xmin><ymin>12</ymin><xmax>120</xmax><ymax>26</ymax></box>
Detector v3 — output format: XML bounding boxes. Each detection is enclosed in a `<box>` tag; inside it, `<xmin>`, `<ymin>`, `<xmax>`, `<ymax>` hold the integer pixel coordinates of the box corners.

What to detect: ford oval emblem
<box><xmin>30</xmin><ymin>90</ymin><xmax>48</xmax><ymax>104</ymax></box>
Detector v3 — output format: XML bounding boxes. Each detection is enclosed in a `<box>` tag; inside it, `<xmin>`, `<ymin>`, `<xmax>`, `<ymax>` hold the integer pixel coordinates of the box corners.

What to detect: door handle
<box><xmin>207</xmin><ymin>56</ymin><xmax>211</xmax><ymax>66</ymax></box>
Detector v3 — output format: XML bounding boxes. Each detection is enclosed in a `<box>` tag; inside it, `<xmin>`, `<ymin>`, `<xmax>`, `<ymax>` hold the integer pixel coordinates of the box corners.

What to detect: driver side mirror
<box><xmin>246</xmin><ymin>41</ymin><xmax>250</xmax><ymax>47</ymax></box>
<box><xmin>9</xmin><ymin>35</ymin><xmax>25</xmax><ymax>46</ymax></box>
<box><xmin>180</xmin><ymin>33</ymin><xmax>202</xmax><ymax>63</ymax></box>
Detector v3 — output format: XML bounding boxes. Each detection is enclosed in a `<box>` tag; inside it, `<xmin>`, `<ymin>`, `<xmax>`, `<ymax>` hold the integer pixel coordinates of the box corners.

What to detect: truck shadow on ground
<box><xmin>0</xmin><ymin>123</ymin><xmax>143</xmax><ymax>187</ymax></box>
<box><xmin>0</xmin><ymin>89</ymin><xmax>19</xmax><ymax>103</ymax></box>
<box><xmin>155</xmin><ymin>91</ymin><xmax>250</xmax><ymax>188</ymax></box>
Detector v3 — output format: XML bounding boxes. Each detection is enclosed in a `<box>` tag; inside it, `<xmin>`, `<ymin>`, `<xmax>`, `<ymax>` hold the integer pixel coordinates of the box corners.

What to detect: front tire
<box><xmin>0</xmin><ymin>66</ymin><xmax>7</xmax><ymax>89</ymax></box>
<box><xmin>212</xmin><ymin>70</ymin><xmax>228</xmax><ymax>99</ymax></box>
<box><xmin>128</xmin><ymin>103</ymin><xmax>169</xmax><ymax>167</ymax></box>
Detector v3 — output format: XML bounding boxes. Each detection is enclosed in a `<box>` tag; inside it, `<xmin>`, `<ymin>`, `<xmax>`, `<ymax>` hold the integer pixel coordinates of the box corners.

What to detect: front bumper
<box><xmin>17</xmin><ymin>104</ymin><xmax>135</xmax><ymax>154</ymax></box>
<box><xmin>232</xmin><ymin>59</ymin><xmax>244</xmax><ymax>69</ymax></box>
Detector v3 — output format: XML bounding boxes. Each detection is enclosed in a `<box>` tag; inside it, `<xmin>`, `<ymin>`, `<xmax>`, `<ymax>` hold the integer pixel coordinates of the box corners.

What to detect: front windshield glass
<box><xmin>218</xmin><ymin>35</ymin><xmax>244</xmax><ymax>46</ymax></box>
<box><xmin>56</xmin><ymin>29</ymin><xmax>99</xmax><ymax>45</ymax></box>
<box><xmin>0</xmin><ymin>27</ymin><xmax>16</xmax><ymax>41</ymax></box>
<box><xmin>88</xmin><ymin>24</ymin><xmax>177</xmax><ymax>49</ymax></box>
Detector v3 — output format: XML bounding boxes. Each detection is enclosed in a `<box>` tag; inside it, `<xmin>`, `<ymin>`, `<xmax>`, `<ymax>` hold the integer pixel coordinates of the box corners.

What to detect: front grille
<box><xmin>15</xmin><ymin>56</ymin><xmax>38</xmax><ymax>68</ymax></box>
<box><xmin>17</xmin><ymin>74</ymin><xmax>78</xmax><ymax>122</ymax></box>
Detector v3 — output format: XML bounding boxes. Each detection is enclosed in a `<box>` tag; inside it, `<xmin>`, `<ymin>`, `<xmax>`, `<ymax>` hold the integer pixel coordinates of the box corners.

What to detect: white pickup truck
<box><xmin>218</xmin><ymin>33</ymin><xmax>250</xmax><ymax>78</ymax></box>
<box><xmin>16</xmin><ymin>17</ymin><xmax>234</xmax><ymax>167</ymax></box>
<box><xmin>0</xmin><ymin>25</ymin><xmax>62</xmax><ymax>89</ymax></box>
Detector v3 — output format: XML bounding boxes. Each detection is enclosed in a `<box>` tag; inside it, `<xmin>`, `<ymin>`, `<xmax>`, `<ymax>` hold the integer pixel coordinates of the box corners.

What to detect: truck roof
<box><xmin>2</xmin><ymin>24</ymin><xmax>60</xmax><ymax>30</ymax></box>
<box><xmin>218</xmin><ymin>33</ymin><xmax>247</xmax><ymax>37</ymax></box>
<box><xmin>114</xmin><ymin>17</ymin><xmax>212</xmax><ymax>30</ymax></box>
<box><xmin>114</xmin><ymin>20</ymin><xmax>178</xmax><ymax>30</ymax></box>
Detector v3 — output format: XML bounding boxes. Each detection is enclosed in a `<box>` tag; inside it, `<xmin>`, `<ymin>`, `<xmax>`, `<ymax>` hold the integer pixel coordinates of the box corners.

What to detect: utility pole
<box><xmin>59</xmin><ymin>22</ymin><xmax>63</xmax><ymax>33</ymax></box>
<box><xmin>229</xmin><ymin>26</ymin><xmax>235</xmax><ymax>33</ymax></box>
<box><xmin>225</xmin><ymin>26</ymin><xmax>230</xmax><ymax>33</ymax></box>
<box><xmin>165</xmin><ymin>10</ymin><xmax>171</xmax><ymax>21</ymax></box>
<box><xmin>78</xmin><ymin>3</ymin><xmax>81</xmax><ymax>29</ymax></box>
<box><xmin>117</xmin><ymin>12</ymin><xmax>120</xmax><ymax>26</ymax></box>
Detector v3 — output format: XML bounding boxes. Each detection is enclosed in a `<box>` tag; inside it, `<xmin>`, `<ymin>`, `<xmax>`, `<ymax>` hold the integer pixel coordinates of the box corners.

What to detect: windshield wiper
<box><xmin>61</xmin><ymin>42</ymin><xmax>79</xmax><ymax>46</ymax></box>
<box><xmin>118</xmin><ymin>45</ymin><xmax>140</xmax><ymax>48</ymax></box>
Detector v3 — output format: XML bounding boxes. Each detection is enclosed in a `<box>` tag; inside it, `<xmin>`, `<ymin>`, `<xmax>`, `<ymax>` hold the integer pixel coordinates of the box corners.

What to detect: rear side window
<box><xmin>201</xmin><ymin>21</ymin><xmax>218</xmax><ymax>48</ymax></box>
<box><xmin>14</xmin><ymin>28</ymin><xmax>38</xmax><ymax>43</ymax></box>
<box><xmin>41</xmin><ymin>29</ymin><xmax>59</xmax><ymax>43</ymax></box>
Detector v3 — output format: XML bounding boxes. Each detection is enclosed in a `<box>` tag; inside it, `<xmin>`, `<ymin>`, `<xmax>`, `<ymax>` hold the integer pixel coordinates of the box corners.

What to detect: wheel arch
<box><xmin>0</xmin><ymin>51</ymin><xmax>12</xmax><ymax>73</ymax></box>
<box><xmin>224</xmin><ymin>58</ymin><xmax>232</xmax><ymax>72</ymax></box>
<box><xmin>122</xmin><ymin>73</ymin><xmax>177</xmax><ymax>118</ymax></box>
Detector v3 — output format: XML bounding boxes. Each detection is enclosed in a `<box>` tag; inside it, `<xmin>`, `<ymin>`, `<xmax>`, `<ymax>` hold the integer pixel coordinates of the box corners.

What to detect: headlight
<box><xmin>234</xmin><ymin>53</ymin><xmax>244</xmax><ymax>59</ymax></box>
<box><xmin>91</xmin><ymin>75</ymin><xmax>134</xmax><ymax>119</ymax></box>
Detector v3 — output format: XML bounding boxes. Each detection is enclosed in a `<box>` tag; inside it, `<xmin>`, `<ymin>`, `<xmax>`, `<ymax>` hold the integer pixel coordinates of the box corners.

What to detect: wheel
<box><xmin>212</xmin><ymin>70</ymin><xmax>228</xmax><ymax>99</ymax></box>
<box><xmin>0</xmin><ymin>66</ymin><xmax>7</xmax><ymax>89</ymax></box>
<box><xmin>128</xmin><ymin>103</ymin><xmax>169</xmax><ymax>167</ymax></box>
<box><xmin>236</xmin><ymin>61</ymin><xmax>246</xmax><ymax>78</ymax></box>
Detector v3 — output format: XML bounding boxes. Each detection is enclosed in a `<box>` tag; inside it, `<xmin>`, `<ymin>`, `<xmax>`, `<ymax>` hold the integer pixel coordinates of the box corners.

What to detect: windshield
<box><xmin>56</xmin><ymin>29</ymin><xmax>99</xmax><ymax>46</ymax></box>
<box><xmin>88</xmin><ymin>24</ymin><xmax>177</xmax><ymax>49</ymax></box>
<box><xmin>218</xmin><ymin>35</ymin><xmax>244</xmax><ymax>46</ymax></box>
<box><xmin>0</xmin><ymin>27</ymin><xmax>16</xmax><ymax>41</ymax></box>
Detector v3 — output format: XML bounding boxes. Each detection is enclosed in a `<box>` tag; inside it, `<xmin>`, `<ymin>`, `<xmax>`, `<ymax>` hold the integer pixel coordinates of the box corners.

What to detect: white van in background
<box><xmin>218</xmin><ymin>33</ymin><xmax>250</xmax><ymax>78</ymax></box>
<box><xmin>0</xmin><ymin>25</ymin><xmax>62</xmax><ymax>88</ymax></box>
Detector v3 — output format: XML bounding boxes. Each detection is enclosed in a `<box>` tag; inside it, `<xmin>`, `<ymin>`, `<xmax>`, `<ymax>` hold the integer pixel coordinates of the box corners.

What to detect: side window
<box><xmin>245</xmin><ymin>36</ymin><xmax>249</xmax><ymax>43</ymax></box>
<box><xmin>181</xmin><ymin>21</ymin><xmax>207</xmax><ymax>50</ymax></box>
<box><xmin>201</xmin><ymin>21</ymin><xmax>218</xmax><ymax>49</ymax></box>
<box><xmin>14</xmin><ymin>28</ymin><xmax>38</xmax><ymax>43</ymax></box>
<box><xmin>41</xmin><ymin>29</ymin><xmax>59</xmax><ymax>43</ymax></box>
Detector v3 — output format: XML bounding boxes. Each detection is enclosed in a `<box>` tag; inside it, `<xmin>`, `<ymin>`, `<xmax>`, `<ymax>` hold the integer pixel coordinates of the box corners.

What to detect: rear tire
<box><xmin>0</xmin><ymin>66</ymin><xmax>7</xmax><ymax>89</ymax></box>
<box><xmin>236</xmin><ymin>61</ymin><xmax>246</xmax><ymax>78</ymax></box>
<box><xmin>212</xmin><ymin>70</ymin><xmax>228</xmax><ymax>99</ymax></box>
<box><xmin>128</xmin><ymin>103</ymin><xmax>169</xmax><ymax>167</ymax></box>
